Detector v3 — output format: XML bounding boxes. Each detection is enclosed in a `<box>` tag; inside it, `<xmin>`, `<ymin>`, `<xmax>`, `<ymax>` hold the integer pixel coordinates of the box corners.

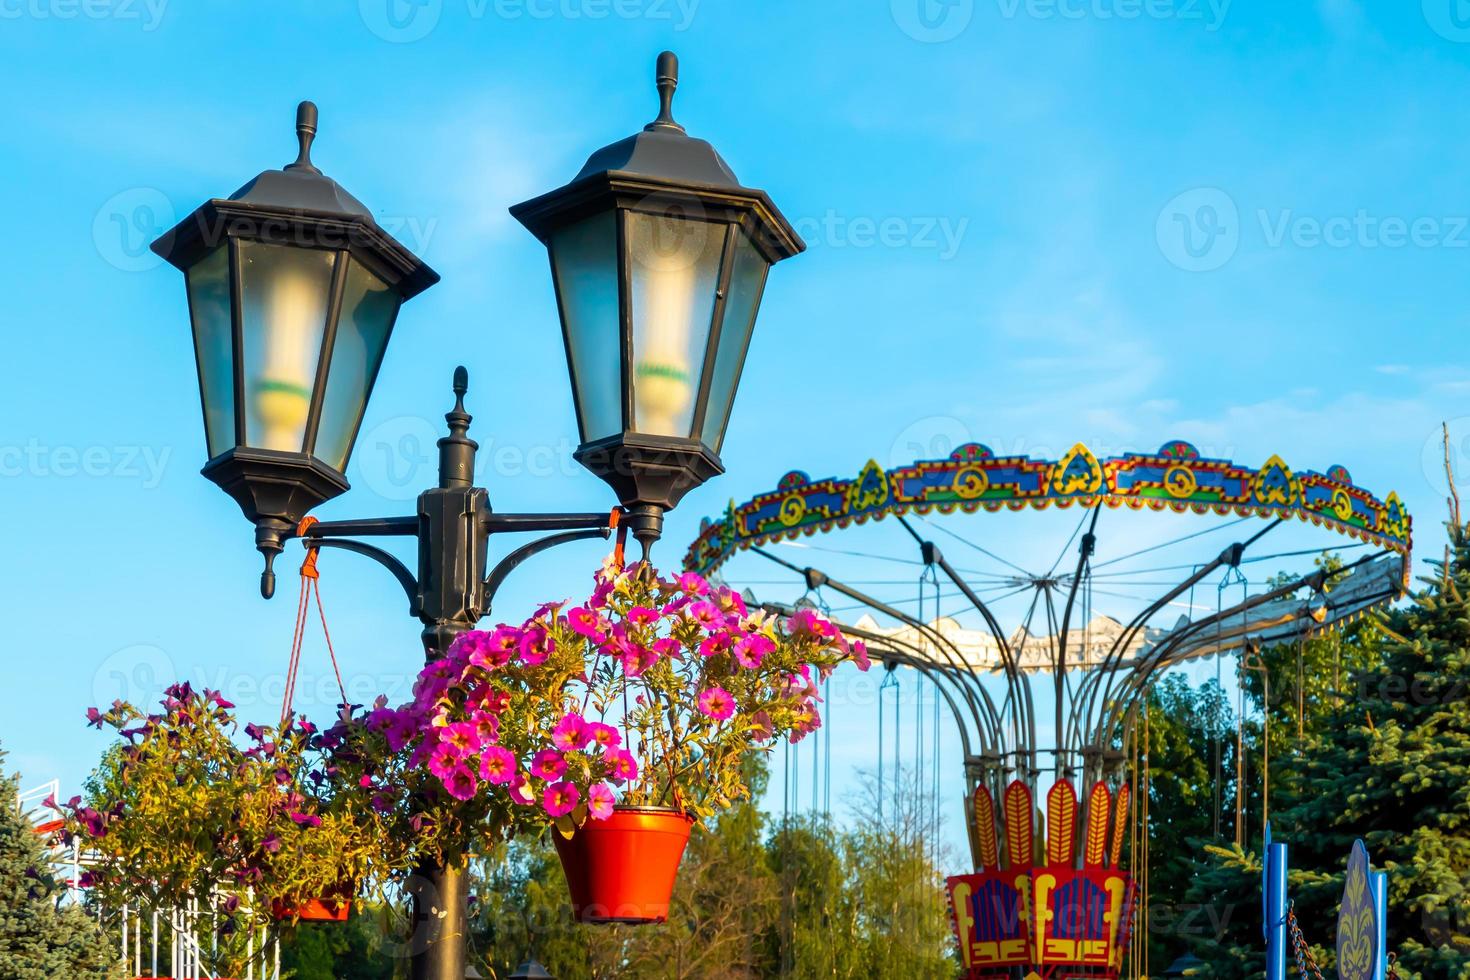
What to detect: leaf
<box><xmin>555</xmin><ymin>815</ymin><xmax>576</xmax><ymax>839</ymax></box>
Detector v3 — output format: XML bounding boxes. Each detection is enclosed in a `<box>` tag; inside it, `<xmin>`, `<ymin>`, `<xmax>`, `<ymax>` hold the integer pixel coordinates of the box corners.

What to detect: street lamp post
<box><xmin>150</xmin><ymin>53</ymin><xmax>801</xmax><ymax>980</ymax></box>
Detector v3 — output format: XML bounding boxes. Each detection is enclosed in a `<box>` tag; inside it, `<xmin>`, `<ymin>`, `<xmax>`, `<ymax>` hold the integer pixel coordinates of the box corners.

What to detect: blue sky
<box><xmin>3</xmin><ymin>0</ymin><xmax>1470</xmax><ymax>862</ymax></box>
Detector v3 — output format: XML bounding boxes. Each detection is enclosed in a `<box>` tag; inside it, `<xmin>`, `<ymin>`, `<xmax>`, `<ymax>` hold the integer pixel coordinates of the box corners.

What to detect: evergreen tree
<box><xmin>0</xmin><ymin>747</ymin><xmax>118</xmax><ymax>980</ymax></box>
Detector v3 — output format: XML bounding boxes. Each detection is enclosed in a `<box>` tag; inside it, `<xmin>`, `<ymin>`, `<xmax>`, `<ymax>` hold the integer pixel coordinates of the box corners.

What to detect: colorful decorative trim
<box><xmin>683</xmin><ymin>441</ymin><xmax>1413</xmax><ymax>576</ymax></box>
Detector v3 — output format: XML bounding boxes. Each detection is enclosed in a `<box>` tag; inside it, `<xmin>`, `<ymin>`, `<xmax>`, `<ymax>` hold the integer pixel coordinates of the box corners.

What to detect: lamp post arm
<box><xmin>484</xmin><ymin>527</ymin><xmax>613</xmax><ymax>604</ymax></box>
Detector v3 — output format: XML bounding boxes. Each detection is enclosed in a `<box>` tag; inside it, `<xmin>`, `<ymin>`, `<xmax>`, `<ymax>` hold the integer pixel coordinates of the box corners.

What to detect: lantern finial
<box><xmin>286</xmin><ymin>101</ymin><xmax>321</xmax><ymax>174</ymax></box>
<box><xmin>645</xmin><ymin>51</ymin><xmax>683</xmax><ymax>134</ymax></box>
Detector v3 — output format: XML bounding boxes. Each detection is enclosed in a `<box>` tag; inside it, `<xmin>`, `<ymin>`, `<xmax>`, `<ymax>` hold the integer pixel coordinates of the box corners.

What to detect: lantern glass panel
<box><xmin>699</xmin><ymin>230</ymin><xmax>769</xmax><ymax>452</ymax></box>
<box><xmin>238</xmin><ymin>241</ymin><xmax>338</xmax><ymax>453</ymax></box>
<box><xmin>550</xmin><ymin>210</ymin><xmax>622</xmax><ymax>442</ymax></box>
<box><xmin>627</xmin><ymin>211</ymin><xmax>724</xmax><ymax>438</ymax></box>
<box><xmin>315</xmin><ymin>257</ymin><xmax>400</xmax><ymax>472</ymax></box>
<box><xmin>186</xmin><ymin>245</ymin><xmax>235</xmax><ymax>458</ymax></box>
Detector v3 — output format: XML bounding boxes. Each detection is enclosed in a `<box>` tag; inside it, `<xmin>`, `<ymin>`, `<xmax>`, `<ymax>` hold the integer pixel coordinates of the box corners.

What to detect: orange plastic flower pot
<box><xmin>553</xmin><ymin>806</ymin><xmax>694</xmax><ymax>924</ymax></box>
<box><xmin>270</xmin><ymin>896</ymin><xmax>351</xmax><ymax>923</ymax></box>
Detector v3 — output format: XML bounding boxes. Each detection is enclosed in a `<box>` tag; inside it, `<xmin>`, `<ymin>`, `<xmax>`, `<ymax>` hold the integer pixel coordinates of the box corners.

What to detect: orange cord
<box><xmin>280</xmin><ymin>516</ymin><xmax>347</xmax><ymax>729</ymax></box>
<box><xmin>610</xmin><ymin>507</ymin><xmax>628</xmax><ymax>568</ymax></box>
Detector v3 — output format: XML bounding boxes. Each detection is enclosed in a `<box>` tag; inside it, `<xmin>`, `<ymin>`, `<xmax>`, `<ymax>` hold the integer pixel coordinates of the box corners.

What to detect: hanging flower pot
<box><xmin>271</xmin><ymin>894</ymin><xmax>351</xmax><ymax>923</ymax></box>
<box><xmin>553</xmin><ymin>806</ymin><xmax>694</xmax><ymax>924</ymax></box>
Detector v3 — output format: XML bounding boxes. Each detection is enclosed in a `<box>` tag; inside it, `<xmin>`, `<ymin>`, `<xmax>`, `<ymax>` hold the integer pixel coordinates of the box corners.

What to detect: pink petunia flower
<box><xmin>733</xmin><ymin>634</ymin><xmax>775</xmax><ymax>669</ymax></box>
<box><xmin>687</xmin><ymin>601</ymin><xmax>722</xmax><ymax>629</ymax></box>
<box><xmin>551</xmin><ymin>713</ymin><xmax>591</xmax><ymax>752</ymax></box>
<box><xmin>587</xmin><ymin>782</ymin><xmax>616</xmax><ymax>820</ymax></box>
<box><xmin>530</xmin><ymin>749</ymin><xmax>567</xmax><ymax>780</ymax></box>
<box><xmin>507</xmin><ymin>773</ymin><xmax>535</xmax><ymax>806</ymax></box>
<box><xmin>696</xmin><ymin>687</ymin><xmax>736</xmax><ymax>721</ymax></box>
<box><xmin>518</xmin><ymin>625</ymin><xmax>555</xmax><ymax>666</ymax></box>
<box><xmin>478</xmin><ymin>746</ymin><xmax>517</xmax><ymax>785</ymax></box>
<box><xmin>698</xmin><ymin>631</ymin><xmax>734</xmax><ymax>658</ymax></box>
<box><xmin>440</xmin><ymin>721</ymin><xmax>478</xmax><ymax>754</ymax></box>
<box><xmin>620</xmin><ymin>646</ymin><xmax>660</xmax><ymax>677</ymax></box>
<box><xmin>626</xmin><ymin>606</ymin><xmax>660</xmax><ymax>628</ymax></box>
<box><xmin>851</xmin><ymin>639</ymin><xmax>872</xmax><ymax>671</ymax></box>
<box><xmin>543</xmin><ymin>781</ymin><xmax>580</xmax><ymax>818</ymax></box>
<box><xmin>604</xmin><ymin>747</ymin><xmax>639</xmax><ymax>784</ymax></box>
<box><xmin>567</xmin><ymin>606</ymin><xmax>608</xmax><ymax>641</ymax></box>
<box><xmin>444</xmin><ymin>766</ymin><xmax>479</xmax><ymax>801</ymax></box>
<box><xmin>586</xmin><ymin>722</ymin><xmax>621</xmax><ymax>749</ymax></box>
<box><xmin>675</xmin><ymin>571</ymin><xmax>708</xmax><ymax>595</ymax></box>
<box><xmin>428</xmin><ymin>742</ymin><xmax>460</xmax><ymax>780</ymax></box>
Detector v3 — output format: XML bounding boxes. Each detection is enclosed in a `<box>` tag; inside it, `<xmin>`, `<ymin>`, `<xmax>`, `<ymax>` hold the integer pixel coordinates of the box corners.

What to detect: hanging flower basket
<box><xmin>552</xmin><ymin>806</ymin><xmax>694</xmax><ymax>924</ymax></box>
<box><xmin>271</xmin><ymin>890</ymin><xmax>352</xmax><ymax>923</ymax></box>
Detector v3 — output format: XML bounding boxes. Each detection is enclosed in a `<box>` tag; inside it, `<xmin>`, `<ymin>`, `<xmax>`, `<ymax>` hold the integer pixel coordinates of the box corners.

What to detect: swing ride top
<box><xmin>683</xmin><ymin>439</ymin><xmax>1412</xmax><ymax>978</ymax></box>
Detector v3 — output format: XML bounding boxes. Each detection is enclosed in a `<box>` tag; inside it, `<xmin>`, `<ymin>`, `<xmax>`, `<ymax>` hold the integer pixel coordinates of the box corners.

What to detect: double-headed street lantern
<box><xmin>149</xmin><ymin>53</ymin><xmax>802</xmax><ymax>980</ymax></box>
<box><xmin>511</xmin><ymin>51</ymin><xmax>804</xmax><ymax>553</ymax></box>
<box><xmin>151</xmin><ymin>102</ymin><xmax>439</xmax><ymax>595</ymax></box>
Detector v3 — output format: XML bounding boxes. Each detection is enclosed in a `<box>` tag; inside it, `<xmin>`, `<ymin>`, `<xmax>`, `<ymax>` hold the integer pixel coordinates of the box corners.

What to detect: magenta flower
<box><xmin>588</xmin><ymin>782</ymin><xmax>616</xmax><ymax>820</ymax></box>
<box><xmin>587</xmin><ymin>722</ymin><xmax>621</xmax><ymax>749</ymax></box>
<box><xmin>698</xmin><ymin>631</ymin><xmax>734</xmax><ymax>658</ymax></box>
<box><xmin>676</xmin><ymin>571</ymin><xmax>708</xmax><ymax>595</ymax></box>
<box><xmin>531</xmin><ymin>749</ymin><xmax>567</xmax><ymax>780</ymax></box>
<box><xmin>851</xmin><ymin>639</ymin><xmax>871</xmax><ymax>671</ymax></box>
<box><xmin>478</xmin><ymin>746</ymin><xmax>516</xmax><ymax>785</ymax></box>
<box><xmin>653</xmin><ymin>637</ymin><xmax>682</xmax><ymax>660</ymax></box>
<box><xmin>472</xmin><ymin>712</ymin><xmax>500</xmax><ymax>746</ymax></box>
<box><xmin>518</xmin><ymin>625</ymin><xmax>555</xmax><ymax>666</ymax></box>
<box><xmin>428</xmin><ymin>743</ymin><xmax>460</xmax><ymax>780</ymax></box>
<box><xmin>441</xmin><ymin>722</ymin><xmax>477</xmax><ymax>755</ymax></box>
<box><xmin>696</xmin><ymin>687</ymin><xmax>736</xmax><ymax>721</ymax></box>
<box><xmin>750</xmin><ymin>710</ymin><xmax>774</xmax><ymax>743</ymax></box>
<box><xmin>626</xmin><ymin>606</ymin><xmax>660</xmax><ymax>628</ymax></box>
<box><xmin>507</xmin><ymin>773</ymin><xmax>535</xmax><ymax>806</ymax></box>
<box><xmin>543</xmin><ymin>781</ymin><xmax>580</xmax><ymax>818</ymax></box>
<box><xmin>714</xmin><ymin>588</ymin><xmax>747</xmax><ymax>617</ymax></box>
<box><xmin>444</xmin><ymin>766</ymin><xmax>479</xmax><ymax>801</ymax></box>
<box><xmin>289</xmin><ymin>812</ymin><xmax>322</xmax><ymax>829</ymax></box>
<box><xmin>734</xmin><ymin>634</ymin><xmax>775</xmax><ymax>669</ymax></box>
<box><xmin>620</xmin><ymin>646</ymin><xmax>659</xmax><ymax>677</ymax></box>
<box><xmin>604</xmin><ymin>747</ymin><xmax>639</xmax><ymax>784</ymax></box>
<box><xmin>567</xmin><ymin>606</ymin><xmax>608</xmax><ymax>641</ymax></box>
<box><xmin>687</xmin><ymin>601</ymin><xmax>722</xmax><ymax>629</ymax></box>
<box><xmin>551</xmin><ymin>713</ymin><xmax>590</xmax><ymax>751</ymax></box>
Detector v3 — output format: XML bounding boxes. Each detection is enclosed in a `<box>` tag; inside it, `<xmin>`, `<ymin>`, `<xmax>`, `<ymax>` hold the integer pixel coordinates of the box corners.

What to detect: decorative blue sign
<box><xmin>1337</xmin><ymin>840</ymin><xmax>1379</xmax><ymax>980</ymax></box>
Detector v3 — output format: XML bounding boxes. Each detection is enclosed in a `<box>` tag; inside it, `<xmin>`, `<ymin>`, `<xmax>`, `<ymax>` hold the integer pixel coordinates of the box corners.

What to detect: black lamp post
<box><xmin>150</xmin><ymin>53</ymin><xmax>799</xmax><ymax>980</ymax></box>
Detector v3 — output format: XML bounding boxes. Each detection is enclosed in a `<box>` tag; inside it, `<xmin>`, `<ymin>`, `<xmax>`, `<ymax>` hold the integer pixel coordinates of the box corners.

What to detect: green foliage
<box><xmin>279</xmin><ymin>905</ymin><xmax>397</xmax><ymax>980</ymax></box>
<box><xmin>458</xmin><ymin>759</ymin><xmax>957</xmax><ymax>979</ymax></box>
<box><xmin>0</xmin><ymin>746</ymin><xmax>118</xmax><ymax>980</ymax></box>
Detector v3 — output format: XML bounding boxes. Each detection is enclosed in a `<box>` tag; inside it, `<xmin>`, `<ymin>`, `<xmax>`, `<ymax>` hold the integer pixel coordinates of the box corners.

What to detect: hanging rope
<box><xmin>878</xmin><ymin>663</ymin><xmax>899</xmax><ymax>828</ymax></box>
<box><xmin>281</xmin><ymin>517</ymin><xmax>347</xmax><ymax>729</ymax></box>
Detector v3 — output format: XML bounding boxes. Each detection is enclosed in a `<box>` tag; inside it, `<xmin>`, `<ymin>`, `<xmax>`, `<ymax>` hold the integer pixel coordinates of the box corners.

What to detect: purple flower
<box><xmin>289</xmin><ymin>813</ymin><xmax>322</xmax><ymax>829</ymax></box>
<box><xmin>477</xmin><ymin>746</ymin><xmax>516</xmax><ymax>785</ymax></box>
<box><xmin>444</xmin><ymin>766</ymin><xmax>478</xmax><ymax>801</ymax></box>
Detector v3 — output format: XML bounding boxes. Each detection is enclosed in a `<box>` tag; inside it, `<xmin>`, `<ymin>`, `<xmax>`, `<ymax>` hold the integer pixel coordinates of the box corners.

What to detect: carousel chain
<box><xmin>1287</xmin><ymin>902</ymin><xmax>1326</xmax><ymax>980</ymax></box>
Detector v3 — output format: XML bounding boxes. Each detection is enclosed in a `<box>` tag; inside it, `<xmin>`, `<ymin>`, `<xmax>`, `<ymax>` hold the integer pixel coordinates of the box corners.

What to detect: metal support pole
<box><xmin>1371</xmin><ymin>871</ymin><xmax>1388</xmax><ymax>980</ymax></box>
<box><xmin>1265</xmin><ymin>841</ymin><xmax>1288</xmax><ymax>980</ymax></box>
